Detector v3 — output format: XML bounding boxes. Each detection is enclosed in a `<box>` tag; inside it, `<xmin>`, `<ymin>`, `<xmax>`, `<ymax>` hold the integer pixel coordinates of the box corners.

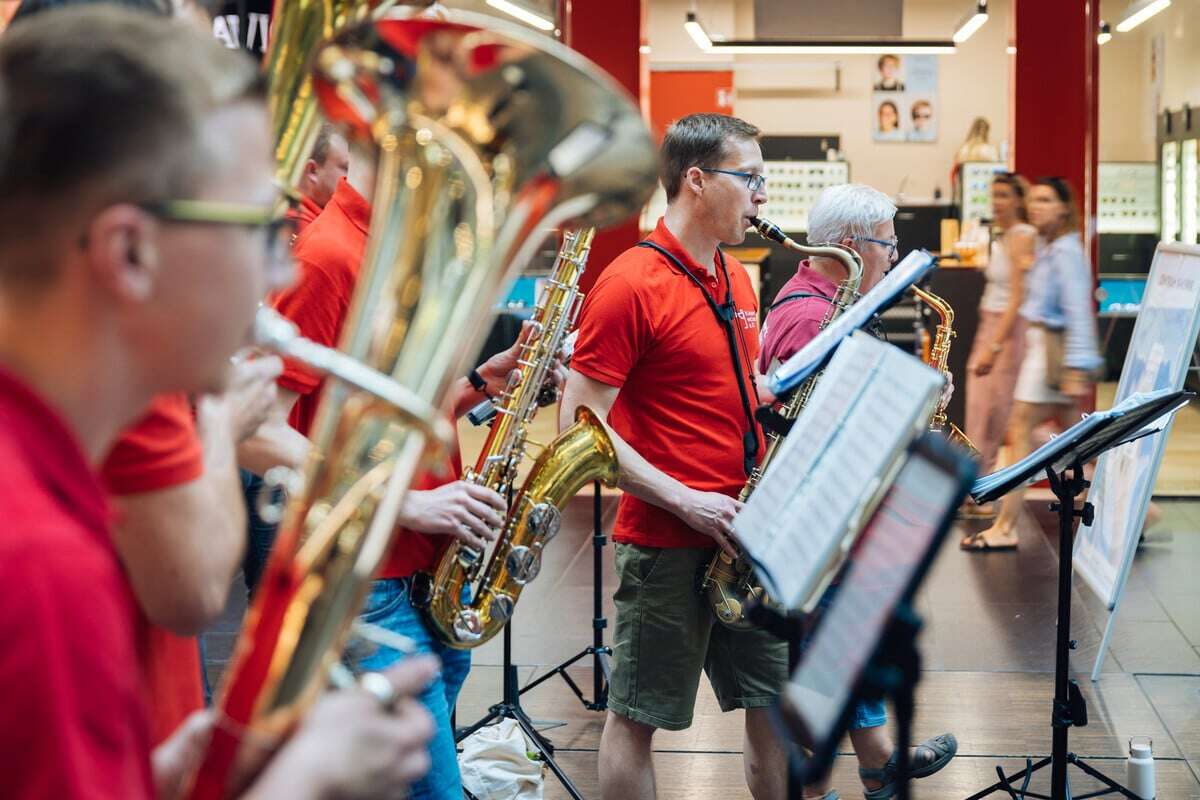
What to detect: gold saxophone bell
<box><xmin>186</xmin><ymin>8</ymin><xmax>656</xmax><ymax>798</ymax></box>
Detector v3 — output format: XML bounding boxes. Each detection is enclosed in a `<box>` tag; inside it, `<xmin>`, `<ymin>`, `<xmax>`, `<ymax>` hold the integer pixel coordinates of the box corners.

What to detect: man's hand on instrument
<box><xmin>938</xmin><ymin>372</ymin><xmax>955</xmax><ymax>412</ymax></box>
<box><xmin>257</xmin><ymin>656</ymin><xmax>440</xmax><ymax>799</ymax></box>
<box><xmin>677</xmin><ymin>489</ymin><xmax>742</xmax><ymax>560</ymax></box>
<box><xmin>151</xmin><ymin>710</ymin><xmax>214</xmax><ymax>800</ymax></box>
<box><xmin>477</xmin><ymin>320</ymin><xmax>540</xmax><ymax>397</ymax></box>
<box><xmin>201</xmin><ymin>354</ymin><xmax>284</xmax><ymax>443</ymax></box>
<box><xmin>398</xmin><ymin>481</ymin><xmax>506</xmax><ymax>551</ymax></box>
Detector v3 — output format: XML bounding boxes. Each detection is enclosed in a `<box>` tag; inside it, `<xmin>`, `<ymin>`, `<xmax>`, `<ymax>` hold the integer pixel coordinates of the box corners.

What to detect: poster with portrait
<box><xmin>871</xmin><ymin>54</ymin><xmax>939</xmax><ymax>143</ymax></box>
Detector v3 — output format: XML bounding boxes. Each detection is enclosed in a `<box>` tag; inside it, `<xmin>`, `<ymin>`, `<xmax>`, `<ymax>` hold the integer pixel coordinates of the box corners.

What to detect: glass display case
<box><xmin>639</xmin><ymin>159</ymin><xmax>850</xmax><ymax>234</ymax></box>
<box><xmin>957</xmin><ymin>161</ymin><xmax>1007</xmax><ymax>225</ymax></box>
<box><xmin>760</xmin><ymin>160</ymin><xmax>850</xmax><ymax>233</ymax></box>
<box><xmin>1183</xmin><ymin>139</ymin><xmax>1198</xmax><ymax>245</ymax></box>
<box><xmin>1097</xmin><ymin>162</ymin><xmax>1159</xmax><ymax>235</ymax></box>
<box><xmin>1161</xmin><ymin>140</ymin><xmax>1180</xmax><ymax>243</ymax></box>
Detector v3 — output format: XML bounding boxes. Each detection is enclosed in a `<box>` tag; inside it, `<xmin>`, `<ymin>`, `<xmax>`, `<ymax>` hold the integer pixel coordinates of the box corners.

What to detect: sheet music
<box><xmin>785</xmin><ymin>455</ymin><xmax>960</xmax><ymax>742</ymax></box>
<box><xmin>970</xmin><ymin>389</ymin><xmax>1191</xmax><ymax>503</ymax></box>
<box><xmin>768</xmin><ymin>250</ymin><xmax>937</xmax><ymax>396</ymax></box>
<box><xmin>735</xmin><ymin>332</ymin><xmax>943</xmax><ymax>609</ymax></box>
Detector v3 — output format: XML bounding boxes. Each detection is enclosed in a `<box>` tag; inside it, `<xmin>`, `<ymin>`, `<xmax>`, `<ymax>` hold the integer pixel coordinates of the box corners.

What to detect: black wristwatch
<box><xmin>467</xmin><ymin>368</ymin><xmax>489</xmax><ymax>395</ymax></box>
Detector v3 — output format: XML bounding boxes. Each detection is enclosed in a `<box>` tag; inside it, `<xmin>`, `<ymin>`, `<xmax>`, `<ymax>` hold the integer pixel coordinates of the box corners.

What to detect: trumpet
<box><xmin>701</xmin><ymin>215</ymin><xmax>864</xmax><ymax>629</ymax></box>
<box><xmin>186</xmin><ymin>9</ymin><xmax>657</xmax><ymax>798</ymax></box>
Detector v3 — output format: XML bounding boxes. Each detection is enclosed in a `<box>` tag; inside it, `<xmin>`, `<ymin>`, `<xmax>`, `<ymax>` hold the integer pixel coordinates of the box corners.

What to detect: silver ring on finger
<box><xmin>359</xmin><ymin>671</ymin><xmax>398</xmax><ymax>712</ymax></box>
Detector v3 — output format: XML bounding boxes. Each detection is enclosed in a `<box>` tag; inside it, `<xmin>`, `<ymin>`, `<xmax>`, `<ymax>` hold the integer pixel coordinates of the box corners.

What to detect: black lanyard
<box><xmin>637</xmin><ymin>241</ymin><xmax>760</xmax><ymax>478</ymax></box>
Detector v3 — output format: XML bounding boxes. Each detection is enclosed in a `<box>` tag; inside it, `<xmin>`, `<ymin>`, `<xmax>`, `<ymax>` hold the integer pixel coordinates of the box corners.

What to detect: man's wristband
<box><xmin>468</xmin><ymin>368</ymin><xmax>489</xmax><ymax>395</ymax></box>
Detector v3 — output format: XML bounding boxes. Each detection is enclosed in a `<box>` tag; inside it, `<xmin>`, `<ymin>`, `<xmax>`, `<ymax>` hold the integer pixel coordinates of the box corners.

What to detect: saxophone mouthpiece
<box><xmin>748</xmin><ymin>216</ymin><xmax>788</xmax><ymax>246</ymax></box>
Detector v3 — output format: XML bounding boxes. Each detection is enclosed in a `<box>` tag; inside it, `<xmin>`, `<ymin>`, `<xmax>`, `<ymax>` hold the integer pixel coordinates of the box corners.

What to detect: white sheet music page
<box><xmin>733</xmin><ymin>331</ymin><xmax>943</xmax><ymax>609</ymax></box>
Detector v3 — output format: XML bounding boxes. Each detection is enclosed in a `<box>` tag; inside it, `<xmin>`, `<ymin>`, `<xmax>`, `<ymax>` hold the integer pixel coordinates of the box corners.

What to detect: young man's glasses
<box><xmin>854</xmin><ymin>235</ymin><xmax>900</xmax><ymax>261</ymax></box>
<box><xmin>700</xmin><ymin>168</ymin><xmax>767</xmax><ymax>193</ymax></box>
<box><xmin>140</xmin><ymin>198</ymin><xmax>296</xmax><ymax>263</ymax></box>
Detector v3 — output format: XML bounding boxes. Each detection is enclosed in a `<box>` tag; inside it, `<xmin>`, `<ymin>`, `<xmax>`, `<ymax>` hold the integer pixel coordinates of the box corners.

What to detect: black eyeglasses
<box><xmin>140</xmin><ymin>198</ymin><xmax>296</xmax><ymax>264</ymax></box>
<box><xmin>700</xmin><ymin>168</ymin><xmax>767</xmax><ymax>193</ymax></box>
<box><xmin>854</xmin><ymin>235</ymin><xmax>900</xmax><ymax>261</ymax></box>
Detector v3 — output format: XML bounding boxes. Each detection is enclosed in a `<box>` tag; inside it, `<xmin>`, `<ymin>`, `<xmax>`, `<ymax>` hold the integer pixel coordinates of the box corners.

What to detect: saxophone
<box><xmin>426</xmin><ymin>228</ymin><xmax>621</xmax><ymax>648</ymax></box>
<box><xmin>701</xmin><ymin>216</ymin><xmax>863</xmax><ymax>629</ymax></box>
<box><xmin>911</xmin><ymin>285</ymin><xmax>980</xmax><ymax>456</ymax></box>
<box><xmin>186</xmin><ymin>10</ymin><xmax>656</xmax><ymax>798</ymax></box>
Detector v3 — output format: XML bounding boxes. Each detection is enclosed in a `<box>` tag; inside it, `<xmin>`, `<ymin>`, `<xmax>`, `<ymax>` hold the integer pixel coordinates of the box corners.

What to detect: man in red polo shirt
<box><xmin>291</xmin><ymin>123</ymin><xmax>350</xmax><ymax>233</ymax></box>
<box><xmin>758</xmin><ymin>183</ymin><xmax>958</xmax><ymax>800</ymax></box>
<box><xmin>0</xmin><ymin>8</ymin><xmax>438</xmax><ymax>798</ymax></box>
<box><xmin>241</xmin><ymin>157</ymin><xmax>548</xmax><ymax>799</ymax></box>
<box><xmin>560</xmin><ymin>113</ymin><xmax>786</xmax><ymax>800</ymax></box>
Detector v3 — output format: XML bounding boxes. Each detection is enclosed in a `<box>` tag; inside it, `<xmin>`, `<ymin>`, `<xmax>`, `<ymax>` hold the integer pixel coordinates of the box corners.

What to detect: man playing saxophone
<box><xmin>758</xmin><ymin>183</ymin><xmax>957</xmax><ymax>800</ymax></box>
<box><xmin>561</xmin><ymin>113</ymin><xmax>787</xmax><ymax>800</ymax></box>
<box><xmin>240</xmin><ymin>154</ymin><xmax>566</xmax><ymax>799</ymax></box>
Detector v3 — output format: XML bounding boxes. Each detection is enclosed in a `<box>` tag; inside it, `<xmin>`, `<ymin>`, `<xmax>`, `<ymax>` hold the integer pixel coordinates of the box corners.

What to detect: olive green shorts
<box><xmin>608</xmin><ymin>542</ymin><xmax>789</xmax><ymax>731</ymax></box>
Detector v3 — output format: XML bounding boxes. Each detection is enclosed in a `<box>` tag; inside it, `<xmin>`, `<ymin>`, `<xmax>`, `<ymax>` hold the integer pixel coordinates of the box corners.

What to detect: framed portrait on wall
<box><xmin>871</xmin><ymin>54</ymin><xmax>939</xmax><ymax>143</ymax></box>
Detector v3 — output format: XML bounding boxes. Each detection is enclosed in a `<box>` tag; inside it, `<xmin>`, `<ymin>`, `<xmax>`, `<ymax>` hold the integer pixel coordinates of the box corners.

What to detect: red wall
<box><xmin>1012</xmin><ymin>0</ymin><xmax>1100</xmax><ymax>265</ymax></box>
<box><xmin>1013</xmin><ymin>0</ymin><xmax>1100</xmax><ymax>410</ymax></box>
<box><xmin>560</xmin><ymin>0</ymin><xmax>643</xmax><ymax>293</ymax></box>
<box><xmin>649</xmin><ymin>71</ymin><xmax>735</xmax><ymax>141</ymax></box>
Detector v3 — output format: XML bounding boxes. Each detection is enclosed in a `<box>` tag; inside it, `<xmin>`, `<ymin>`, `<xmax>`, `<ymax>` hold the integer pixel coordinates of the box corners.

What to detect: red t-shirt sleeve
<box><xmin>572</xmin><ymin>271</ymin><xmax>654</xmax><ymax>389</ymax></box>
<box><xmin>272</xmin><ymin>257</ymin><xmax>349</xmax><ymax>396</ymax></box>
<box><xmin>101</xmin><ymin>394</ymin><xmax>203</xmax><ymax>496</ymax></box>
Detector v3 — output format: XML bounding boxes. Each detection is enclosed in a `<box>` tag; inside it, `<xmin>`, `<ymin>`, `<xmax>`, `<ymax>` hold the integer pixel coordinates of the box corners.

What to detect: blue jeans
<box><xmin>354</xmin><ymin>578</ymin><xmax>472</xmax><ymax>800</ymax></box>
<box><xmin>240</xmin><ymin>469</ymin><xmax>279</xmax><ymax>597</ymax></box>
<box><xmin>808</xmin><ymin>585</ymin><xmax>888</xmax><ymax>731</ymax></box>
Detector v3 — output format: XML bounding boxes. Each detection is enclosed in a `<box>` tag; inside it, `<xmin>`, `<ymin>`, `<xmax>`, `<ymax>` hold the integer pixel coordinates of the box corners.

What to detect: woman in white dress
<box><xmin>963</xmin><ymin>177</ymin><xmax>1103</xmax><ymax>550</ymax></box>
<box><xmin>960</xmin><ymin>173</ymin><xmax>1036</xmax><ymax>519</ymax></box>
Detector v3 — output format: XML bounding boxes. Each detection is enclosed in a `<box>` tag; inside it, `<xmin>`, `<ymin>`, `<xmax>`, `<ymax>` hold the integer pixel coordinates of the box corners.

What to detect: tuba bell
<box><xmin>187</xmin><ymin>9</ymin><xmax>657</xmax><ymax>798</ymax></box>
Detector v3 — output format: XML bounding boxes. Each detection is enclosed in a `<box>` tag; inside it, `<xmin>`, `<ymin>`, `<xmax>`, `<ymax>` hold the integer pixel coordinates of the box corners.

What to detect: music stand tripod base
<box><xmin>520</xmin><ymin>482</ymin><xmax>612</xmax><ymax>711</ymax></box>
<box><xmin>965</xmin><ymin>462</ymin><xmax>1141</xmax><ymax>800</ymax></box>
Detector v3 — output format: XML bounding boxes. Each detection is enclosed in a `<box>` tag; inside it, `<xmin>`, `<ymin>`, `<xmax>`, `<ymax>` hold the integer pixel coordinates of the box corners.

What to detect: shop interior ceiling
<box><xmin>753</xmin><ymin>0</ymin><xmax>903</xmax><ymax>37</ymax></box>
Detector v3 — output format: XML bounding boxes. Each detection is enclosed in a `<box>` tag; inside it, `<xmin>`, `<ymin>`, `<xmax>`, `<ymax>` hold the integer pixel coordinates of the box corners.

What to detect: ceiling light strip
<box><xmin>1115</xmin><ymin>0</ymin><xmax>1170</xmax><ymax>33</ymax></box>
<box><xmin>486</xmin><ymin>0</ymin><xmax>555</xmax><ymax>32</ymax></box>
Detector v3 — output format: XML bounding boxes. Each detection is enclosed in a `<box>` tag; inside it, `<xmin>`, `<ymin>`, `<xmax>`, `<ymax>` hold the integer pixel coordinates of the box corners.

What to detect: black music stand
<box><xmin>518</xmin><ymin>480</ymin><xmax>611</xmax><ymax>711</ymax></box>
<box><xmin>763</xmin><ymin>433</ymin><xmax>977</xmax><ymax>800</ymax></box>
<box><xmin>965</xmin><ymin>389</ymin><xmax>1193</xmax><ymax>800</ymax></box>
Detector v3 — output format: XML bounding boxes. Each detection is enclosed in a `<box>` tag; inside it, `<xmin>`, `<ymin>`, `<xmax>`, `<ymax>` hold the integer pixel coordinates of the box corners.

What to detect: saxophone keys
<box><xmin>505</xmin><ymin>545</ymin><xmax>542</xmax><ymax>585</ymax></box>
<box><xmin>526</xmin><ymin>502</ymin><xmax>561</xmax><ymax>541</ymax></box>
<box><xmin>490</xmin><ymin>592</ymin><xmax>516</xmax><ymax>622</ymax></box>
<box><xmin>452</xmin><ymin>609</ymin><xmax>484</xmax><ymax>644</ymax></box>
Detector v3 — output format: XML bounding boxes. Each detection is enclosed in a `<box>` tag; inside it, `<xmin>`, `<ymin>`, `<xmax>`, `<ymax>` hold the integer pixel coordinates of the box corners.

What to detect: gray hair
<box><xmin>806</xmin><ymin>183</ymin><xmax>897</xmax><ymax>245</ymax></box>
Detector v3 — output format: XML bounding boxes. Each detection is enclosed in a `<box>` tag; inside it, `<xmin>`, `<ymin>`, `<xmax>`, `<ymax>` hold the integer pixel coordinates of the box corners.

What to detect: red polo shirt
<box><xmin>0</xmin><ymin>368</ymin><xmax>154</xmax><ymax>799</ymax></box>
<box><xmin>572</xmin><ymin>218</ymin><xmax>763</xmax><ymax>549</ymax></box>
<box><xmin>273</xmin><ymin>177</ymin><xmax>458</xmax><ymax>579</ymax></box>
<box><xmin>758</xmin><ymin>262</ymin><xmax>838</xmax><ymax>373</ymax></box>
<box><xmin>101</xmin><ymin>394</ymin><xmax>206</xmax><ymax>747</ymax></box>
<box><xmin>285</xmin><ymin>193</ymin><xmax>323</xmax><ymax>235</ymax></box>
<box><xmin>274</xmin><ymin>178</ymin><xmax>370</xmax><ymax>438</ymax></box>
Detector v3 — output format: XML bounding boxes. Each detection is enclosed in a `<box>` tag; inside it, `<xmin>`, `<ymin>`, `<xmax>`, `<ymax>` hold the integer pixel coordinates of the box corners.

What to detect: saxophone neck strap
<box><xmin>636</xmin><ymin>239</ymin><xmax>758</xmax><ymax>477</ymax></box>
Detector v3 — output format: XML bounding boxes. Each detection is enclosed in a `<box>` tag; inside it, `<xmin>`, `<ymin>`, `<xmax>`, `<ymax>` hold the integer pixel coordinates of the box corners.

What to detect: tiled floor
<box><xmin>204</xmin><ymin>491</ymin><xmax>1200</xmax><ymax>799</ymax></box>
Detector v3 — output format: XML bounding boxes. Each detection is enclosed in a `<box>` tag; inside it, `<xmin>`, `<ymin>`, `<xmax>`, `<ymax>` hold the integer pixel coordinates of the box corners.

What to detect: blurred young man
<box><xmin>0</xmin><ymin>8</ymin><xmax>435</xmax><ymax>797</ymax></box>
<box><xmin>561</xmin><ymin>112</ymin><xmax>786</xmax><ymax>800</ymax></box>
<box><xmin>293</xmin><ymin>122</ymin><xmax>350</xmax><ymax>232</ymax></box>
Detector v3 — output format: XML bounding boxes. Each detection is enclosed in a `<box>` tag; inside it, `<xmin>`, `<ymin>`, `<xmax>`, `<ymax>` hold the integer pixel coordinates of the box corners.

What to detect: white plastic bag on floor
<box><xmin>459</xmin><ymin>718</ymin><xmax>544</xmax><ymax>800</ymax></box>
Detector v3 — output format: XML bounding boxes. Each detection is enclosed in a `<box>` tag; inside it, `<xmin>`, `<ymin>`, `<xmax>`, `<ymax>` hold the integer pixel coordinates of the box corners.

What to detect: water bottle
<box><xmin>1126</xmin><ymin>736</ymin><xmax>1155</xmax><ymax>799</ymax></box>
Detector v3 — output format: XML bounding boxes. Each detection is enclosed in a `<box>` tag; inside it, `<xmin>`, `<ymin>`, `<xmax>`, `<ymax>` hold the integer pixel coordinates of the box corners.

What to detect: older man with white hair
<box><xmin>758</xmin><ymin>183</ymin><xmax>957</xmax><ymax>800</ymax></box>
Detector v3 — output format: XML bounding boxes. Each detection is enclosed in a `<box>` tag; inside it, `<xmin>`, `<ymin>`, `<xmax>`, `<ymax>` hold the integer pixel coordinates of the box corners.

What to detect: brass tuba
<box><xmin>701</xmin><ymin>216</ymin><xmax>863</xmax><ymax>629</ymax></box>
<box><xmin>187</xmin><ymin>10</ymin><xmax>656</xmax><ymax>799</ymax></box>
<box><xmin>912</xmin><ymin>285</ymin><xmax>979</xmax><ymax>456</ymax></box>
<box><xmin>427</xmin><ymin>228</ymin><xmax>620</xmax><ymax>648</ymax></box>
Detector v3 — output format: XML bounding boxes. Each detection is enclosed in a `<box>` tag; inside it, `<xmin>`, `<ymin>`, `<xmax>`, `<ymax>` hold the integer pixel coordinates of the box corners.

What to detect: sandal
<box><xmin>960</xmin><ymin>531</ymin><xmax>1017</xmax><ymax>552</ymax></box>
<box><xmin>859</xmin><ymin>733</ymin><xmax>958</xmax><ymax>799</ymax></box>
